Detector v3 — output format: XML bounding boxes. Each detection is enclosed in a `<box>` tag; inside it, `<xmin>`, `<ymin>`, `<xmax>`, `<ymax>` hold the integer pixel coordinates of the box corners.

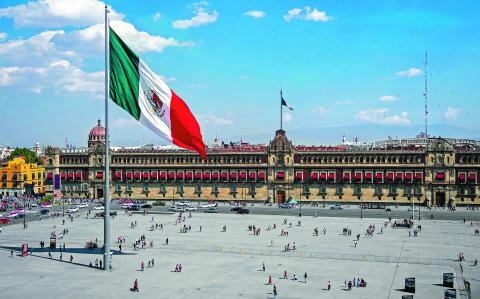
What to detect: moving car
<box><xmin>186</xmin><ymin>206</ymin><xmax>197</xmax><ymax>211</ymax></box>
<box><xmin>92</xmin><ymin>206</ymin><xmax>105</xmax><ymax>210</ymax></box>
<box><xmin>237</xmin><ymin>208</ymin><xmax>249</xmax><ymax>214</ymax></box>
<box><xmin>77</xmin><ymin>203</ymin><xmax>88</xmax><ymax>209</ymax></box>
<box><xmin>279</xmin><ymin>203</ymin><xmax>292</xmax><ymax>209</ymax></box>
<box><xmin>126</xmin><ymin>204</ymin><xmax>140</xmax><ymax>211</ymax></box>
<box><xmin>330</xmin><ymin>204</ymin><xmax>344</xmax><ymax>210</ymax></box>
<box><xmin>95</xmin><ymin>211</ymin><xmax>117</xmax><ymax>217</ymax></box>
<box><xmin>152</xmin><ymin>201</ymin><xmax>165</xmax><ymax>206</ymax></box>
<box><xmin>6</xmin><ymin>212</ymin><xmax>19</xmax><ymax>218</ymax></box>
<box><xmin>31</xmin><ymin>203</ymin><xmax>38</xmax><ymax>207</ymax></box>
<box><xmin>67</xmin><ymin>207</ymin><xmax>79</xmax><ymax>213</ymax></box>
<box><xmin>168</xmin><ymin>206</ymin><xmax>184</xmax><ymax>212</ymax></box>
<box><xmin>141</xmin><ymin>204</ymin><xmax>153</xmax><ymax>209</ymax></box>
<box><xmin>39</xmin><ymin>209</ymin><xmax>50</xmax><ymax>215</ymax></box>
<box><xmin>204</xmin><ymin>207</ymin><xmax>218</xmax><ymax>213</ymax></box>
<box><xmin>177</xmin><ymin>201</ymin><xmax>190</xmax><ymax>206</ymax></box>
<box><xmin>0</xmin><ymin>218</ymin><xmax>10</xmax><ymax>224</ymax></box>
<box><xmin>230</xmin><ymin>207</ymin><xmax>242</xmax><ymax>212</ymax></box>
<box><xmin>41</xmin><ymin>203</ymin><xmax>52</xmax><ymax>208</ymax></box>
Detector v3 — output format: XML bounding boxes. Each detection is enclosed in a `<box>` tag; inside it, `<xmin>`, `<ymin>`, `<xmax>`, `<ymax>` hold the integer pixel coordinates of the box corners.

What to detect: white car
<box><xmin>67</xmin><ymin>207</ymin><xmax>79</xmax><ymax>213</ymax></box>
<box><xmin>77</xmin><ymin>203</ymin><xmax>88</xmax><ymax>209</ymax></box>
<box><xmin>177</xmin><ymin>201</ymin><xmax>190</xmax><ymax>206</ymax></box>
<box><xmin>6</xmin><ymin>212</ymin><xmax>19</xmax><ymax>218</ymax></box>
<box><xmin>186</xmin><ymin>206</ymin><xmax>197</xmax><ymax>211</ymax></box>
<box><xmin>199</xmin><ymin>203</ymin><xmax>216</xmax><ymax>208</ymax></box>
<box><xmin>168</xmin><ymin>206</ymin><xmax>184</xmax><ymax>212</ymax></box>
<box><xmin>31</xmin><ymin>203</ymin><xmax>38</xmax><ymax>207</ymax></box>
<box><xmin>93</xmin><ymin>206</ymin><xmax>105</xmax><ymax>210</ymax></box>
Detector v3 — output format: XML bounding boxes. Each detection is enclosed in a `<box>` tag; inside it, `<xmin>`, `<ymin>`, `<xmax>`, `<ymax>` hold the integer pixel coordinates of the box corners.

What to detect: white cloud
<box><xmin>189</xmin><ymin>82</ymin><xmax>206</xmax><ymax>89</ymax></box>
<box><xmin>0</xmin><ymin>60</ymin><xmax>103</xmax><ymax>97</ymax></box>
<box><xmin>199</xmin><ymin>113</ymin><xmax>234</xmax><ymax>126</ymax></box>
<box><xmin>355</xmin><ymin>108</ymin><xmax>410</xmax><ymax>125</ymax></box>
<box><xmin>284</xmin><ymin>7</ymin><xmax>331</xmax><ymax>22</ymax></box>
<box><xmin>0</xmin><ymin>32</ymin><xmax>7</xmax><ymax>41</ymax></box>
<box><xmin>396</xmin><ymin>67</ymin><xmax>422</xmax><ymax>77</ymax></box>
<box><xmin>0</xmin><ymin>0</ymin><xmax>123</xmax><ymax>28</ymax></box>
<box><xmin>159</xmin><ymin>75</ymin><xmax>176</xmax><ymax>83</ymax></box>
<box><xmin>379</xmin><ymin>95</ymin><xmax>397</xmax><ymax>102</ymax></box>
<box><xmin>153</xmin><ymin>12</ymin><xmax>161</xmax><ymax>22</ymax></box>
<box><xmin>284</xmin><ymin>112</ymin><xmax>293</xmax><ymax>123</ymax></box>
<box><xmin>113</xmin><ymin>117</ymin><xmax>139</xmax><ymax>128</ymax></box>
<box><xmin>312</xmin><ymin>105</ymin><xmax>329</xmax><ymax>116</ymax></box>
<box><xmin>444</xmin><ymin>106</ymin><xmax>461</xmax><ymax>120</ymax></box>
<box><xmin>244</xmin><ymin>10</ymin><xmax>266</xmax><ymax>19</ymax></box>
<box><xmin>172</xmin><ymin>2</ymin><xmax>218</xmax><ymax>29</ymax></box>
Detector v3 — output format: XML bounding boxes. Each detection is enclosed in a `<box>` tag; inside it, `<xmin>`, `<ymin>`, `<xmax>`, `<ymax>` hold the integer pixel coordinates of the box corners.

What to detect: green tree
<box><xmin>7</xmin><ymin>148</ymin><xmax>43</xmax><ymax>165</ymax></box>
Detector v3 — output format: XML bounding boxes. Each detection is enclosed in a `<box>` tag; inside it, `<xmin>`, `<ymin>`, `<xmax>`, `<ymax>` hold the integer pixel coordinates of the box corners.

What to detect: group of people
<box><xmin>345</xmin><ymin>277</ymin><xmax>367</xmax><ymax>290</ymax></box>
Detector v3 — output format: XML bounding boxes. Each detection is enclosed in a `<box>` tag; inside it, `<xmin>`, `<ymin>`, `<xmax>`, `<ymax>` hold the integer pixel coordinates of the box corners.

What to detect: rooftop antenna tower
<box><xmin>423</xmin><ymin>51</ymin><xmax>428</xmax><ymax>138</ymax></box>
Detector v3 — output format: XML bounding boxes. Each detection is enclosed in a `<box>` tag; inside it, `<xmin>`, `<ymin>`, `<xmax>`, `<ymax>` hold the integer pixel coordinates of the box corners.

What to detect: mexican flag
<box><xmin>109</xmin><ymin>27</ymin><xmax>206</xmax><ymax>159</ymax></box>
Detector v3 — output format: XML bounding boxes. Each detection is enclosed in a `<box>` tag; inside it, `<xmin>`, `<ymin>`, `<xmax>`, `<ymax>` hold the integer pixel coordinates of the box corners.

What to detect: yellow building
<box><xmin>0</xmin><ymin>157</ymin><xmax>45</xmax><ymax>197</ymax></box>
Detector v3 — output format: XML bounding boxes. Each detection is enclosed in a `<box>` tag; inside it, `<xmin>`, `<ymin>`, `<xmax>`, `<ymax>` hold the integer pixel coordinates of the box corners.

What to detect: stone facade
<box><xmin>42</xmin><ymin>123</ymin><xmax>480</xmax><ymax>207</ymax></box>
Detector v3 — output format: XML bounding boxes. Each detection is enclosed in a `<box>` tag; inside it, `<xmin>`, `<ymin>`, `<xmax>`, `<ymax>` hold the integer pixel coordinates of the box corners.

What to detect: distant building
<box><xmin>42</xmin><ymin>121</ymin><xmax>480</xmax><ymax>207</ymax></box>
<box><xmin>0</xmin><ymin>157</ymin><xmax>45</xmax><ymax>197</ymax></box>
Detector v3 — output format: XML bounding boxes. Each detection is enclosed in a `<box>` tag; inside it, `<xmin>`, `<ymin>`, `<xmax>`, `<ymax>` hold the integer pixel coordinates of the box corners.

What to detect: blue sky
<box><xmin>0</xmin><ymin>0</ymin><xmax>479</xmax><ymax>147</ymax></box>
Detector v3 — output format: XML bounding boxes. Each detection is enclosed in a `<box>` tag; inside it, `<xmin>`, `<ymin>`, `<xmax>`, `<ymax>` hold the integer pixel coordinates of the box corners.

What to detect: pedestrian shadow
<box><xmin>395</xmin><ymin>288</ymin><xmax>415</xmax><ymax>293</ymax></box>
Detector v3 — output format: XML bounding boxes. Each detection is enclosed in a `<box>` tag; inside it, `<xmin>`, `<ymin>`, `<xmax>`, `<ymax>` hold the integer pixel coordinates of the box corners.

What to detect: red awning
<box><xmin>203</xmin><ymin>172</ymin><xmax>211</xmax><ymax>180</ymax></box>
<box><xmin>396</xmin><ymin>172</ymin><xmax>403</xmax><ymax>180</ymax></box>
<box><xmin>468</xmin><ymin>173</ymin><xmax>476</xmax><ymax>181</ymax></box>
<box><xmin>415</xmin><ymin>172</ymin><xmax>422</xmax><ymax>181</ymax></box>
<box><xmin>134</xmin><ymin>171</ymin><xmax>141</xmax><ymax>179</ymax></box>
<box><xmin>46</xmin><ymin>173</ymin><xmax>53</xmax><ymax>180</ymax></box>
<box><xmin>458</xmin><ymin>173</ymin><xmax>466</xmax><ymax>181</ymax></box>
<box><xmin>386</xmin><ymin>173</ymin><xmax>393</xmax><ymax>180</ymax></box>
<box><xmin>405</xmin><ymin>172</ymin><xmax>413</xmax><ymax>180</ymax></box>
<box><xmin>328</xmin><ymin>173</ymin><xmax>335</xmax><ymax>180</ymax></box>
<box><xmin>258</xmin><ymin>171</ymin><xmax>266</xmax><ymax>181</ymax></box>
<box><xmin>249</xmin><ymin>172</ymin><xmax>256</xmax><ymax>180</ymax></box>
<box><xmin>168</xmin><ymin>171</ymin><xmax>175</xmax><ymax>180</ymax></box>
<box><xmin>320</xmin><ymin>172</ymin><xmax>327</xmax><ymax>180</ymax></box>
<box><xmin>435</xmin><ymin>173</ymin><xmax>445</xmax><ymax>180</ymax></box>
<box><xmin>186</xmin><ymin>171</ymin><xmax>193</xmax><ymax>179</ymax></box>
<box><xmin>276</xmin><ymin>172</ymin><xmax>285</xmax><ymax>179</ymax></box>
<box><xmin>375</xmin><ymin>173</ymin><xmax>383</xmax><ymax>179</ymax></box>
<box><xmin>143</xmin><ymin>171</ymin><xmax>149</xmax><ymax>180</ymax></box>
<box><xmin>295</xmin><ymin>172</ymin><xmax>303</xmax><ymax>181</ymax></box>
<box><xmin>126</xmin><ymin>171</ymin><xmax>133</xmax><ymax>179</ymax></box>
<box><xmin>96</xmin><ymin>172</ymin><xmax>103</xmax><ymax>179</ymax></box>
<box><xmin>160</xmin><ymin>171</ymin><xmax>167</xmax><ymax>180</ymax></box>
<box><xmin>151</xmin><ymin>172</ymin><xmax>158</xmax><ymax>180</ymax></box>
<box><xmin>76</xmin><ymin>171</ymin><xmax>82</xmax><ymax>180</ymax></box>
<box><xmin>195</xmin><ymin>172</ymin><xmax>202</xmax><ymax>180</ymax></box>
<box><xmin>114</xmin><ymin>171</ymin><xmax>122</xmax><ymax>180</ymax></box>
<box><xmin>365</xmin><ymin>173</ymin><xmax>372</xmax><ymax>179</ymax></box>
<box><xmin>311</xmin><ymin>172</ymin><xmax>319</xmax><ymax>181</ymax></box>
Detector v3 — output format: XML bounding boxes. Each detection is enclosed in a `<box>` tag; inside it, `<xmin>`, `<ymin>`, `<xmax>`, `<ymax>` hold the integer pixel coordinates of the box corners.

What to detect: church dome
<box><xmin>88</xmin><ymin>119</ymin><xmax>105</xmax><ymax>147</ymax></box>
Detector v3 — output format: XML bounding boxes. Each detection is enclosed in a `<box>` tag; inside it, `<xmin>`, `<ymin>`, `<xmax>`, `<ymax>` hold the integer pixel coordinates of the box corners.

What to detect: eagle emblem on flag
<box><xmin>145</xmin><ymin>89</ymin><xmax>165</xmax><ymax>118</ymax></box>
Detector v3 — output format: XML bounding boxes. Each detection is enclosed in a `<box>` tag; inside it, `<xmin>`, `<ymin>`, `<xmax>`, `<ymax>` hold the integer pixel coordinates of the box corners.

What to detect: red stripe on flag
<box><xmin>170</xmin><ymin>90</ymin><xmax>206</xmax><ymax>159</ymax></box>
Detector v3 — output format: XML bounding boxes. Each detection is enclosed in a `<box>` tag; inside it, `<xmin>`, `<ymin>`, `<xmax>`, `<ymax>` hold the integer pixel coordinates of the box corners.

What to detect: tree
<box><xmin>7</xmin><ymin>148</ymin><xmax>43</xmax><ymax>165</ymax></box>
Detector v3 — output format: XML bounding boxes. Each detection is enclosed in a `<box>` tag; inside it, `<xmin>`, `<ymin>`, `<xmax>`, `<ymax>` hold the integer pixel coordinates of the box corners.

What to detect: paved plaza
<box><xmin>0</xmin><ymin>210</ymin><xmax>479</xmax><ymax>298</ymax></box>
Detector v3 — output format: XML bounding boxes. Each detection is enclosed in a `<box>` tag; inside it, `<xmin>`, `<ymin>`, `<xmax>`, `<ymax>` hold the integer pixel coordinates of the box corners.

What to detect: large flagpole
<box><xmin>280</xmin><ymin>90</ymin><xmax>283</xmax><ymax>130</ymax></box>
<box><xmin>103</xmin><ymin>5</ymin><xmax>111</xmax><ymax>271</ymax></box>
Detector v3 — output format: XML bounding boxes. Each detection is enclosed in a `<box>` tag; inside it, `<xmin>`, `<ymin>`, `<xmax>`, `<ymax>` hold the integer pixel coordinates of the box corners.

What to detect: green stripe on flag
<box><xmin>109</xmin><ymin>27</ymin><xmax>141</xmax><ymax>120</ymax></box>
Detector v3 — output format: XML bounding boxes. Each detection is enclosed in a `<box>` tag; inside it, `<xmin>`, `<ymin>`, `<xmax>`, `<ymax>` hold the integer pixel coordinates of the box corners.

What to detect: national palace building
<box><xmin>42</xmin><ymin>120</ymin><xmax>480</xmax><ymax>207</ymax></box>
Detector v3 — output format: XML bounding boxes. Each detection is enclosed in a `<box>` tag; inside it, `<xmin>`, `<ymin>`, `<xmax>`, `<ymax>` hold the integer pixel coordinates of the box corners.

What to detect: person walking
<box><xmin>166</xmin><ymin>238</ymin><xmax>169</xmax><ymax>245</ymax></box>
<box><xmin>141</xmin><ymin>261</ymin><xmax>144</xmax><ymax>271</ymax></box>
<box><xmin>262</xmin><ymin>262</ymin><xmax>265</xmax><ymax>272</ymax></box>
<box><xmin>283</xmin><ymin>270</ymin><xmax>288</xmax><ymax>279</ymax></box>
<box><xmin>273</xmin><ymin>284</ymin><xmax>277</xmax><ymax>299</ymax></box>
<box><xmin>70</xmin><ymin>255</ymin><xmax>73</xmax><ymax>263</ymax></box>
<box><xmin>268</xmin><ymin>275</ymin><xmax>272</xmax><ymax>285</ymax></box>
<box><xmin>304</xmin><ymin>272</ymin><xmax>308</xmax><ymax>283</ymax></box>
<box><xmin>328</xmin><ymin>281</ymin><xmax>331</xmax><ymax>291</ymax></box>
<box><xmin>132</xmin><ymin>279</ymin><xmax>139</xmax><ymax>292</ymax></box>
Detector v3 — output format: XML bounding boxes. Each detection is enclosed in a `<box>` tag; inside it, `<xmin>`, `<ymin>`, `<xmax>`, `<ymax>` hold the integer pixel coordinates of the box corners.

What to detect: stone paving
<box><xmin>0</xmin><ymin>210</ymin><xmax>478</xmax><ymax>298</ymax></box>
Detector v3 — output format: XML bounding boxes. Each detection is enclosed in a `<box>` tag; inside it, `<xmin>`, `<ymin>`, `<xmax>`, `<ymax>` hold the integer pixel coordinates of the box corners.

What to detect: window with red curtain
<box><xmin>203</xmin><ymin>171</ymin><xmax>211</xmax><ymax>181</ymax></box>
<box><xmin>328</xmin><ymin>172</ymin><xmax>335</xmax><ymax>181</ymax></box>
<box><xmin>114</xmin><ymin>171</ymin><xmax>122</xmax><ymax>181</ymax></box>
<box><xmin>230</xmin><ymin>172</ymin><xmax>238</xmax><ymax>181</ymax></box>
<box><xmin>468</xmin><ymin>173</ymin><xmax>476</xmax><ymax>182</ymax></box>
<box><xmin>194</xmin><ymin>172</ymin><xmax>202</xmax><ymax>181</ymax></box>
<box><xmin>186</xmin><ymin>171</ymin><xmax>193</xmax><ymax>180</ymax></box>
<box><xmin>96</xmin><ymin>171</ymin><xmax>103</xmax><ymax>179</ymax></box>
<box><xmin>240</xmin><ymin>171</ymin><xmax>247</xmax><ymax>181</ymax></box>
<box><xmin>159</xmin><ymin>171</ymin><xmax>167</xmax><ymax>181</ymax></box>
<box><xmin>177</xmin><ymin>172</ymin><xmax>184</xmax><ymax>180</ymax></box>
<box><xmin>249</xmin><ymin>172</ymin><xmax>256</xmax><ymax>181</ymax></box>
<box><xmin>151</xmin><ymin>171</ymin><xmax>158</xmax><ymax>181</ymax></box>
<box><xmin>168</xmin><ymin>171</ymin><xmax>175</xmax><ymax>180</ymax></box>
<box><xmin>435</xmin><ymin>172</ymin><xmax>445</xmax><ymax>180</ymax></box>
<box><xmin>320</xmin><ymin>172</ymin><xmax>327</xmax><ymax>181</ymax></box>
<box><xmin>396</xmin><ymin>172</ymin><xmax>403</xmax><ymax>181</ymax></box>
<box><xmin>343</xmin><ymin>172</ymin><xmax>351</xmax><ymax>182</ymax></box>
<box><xmin>212</xmin><ymin>172</ymin><xmax>219</xmax><ymax>181</ymax></box>
<box><xmin>221</xmin><ymin>172</ymin><xmax>228</xmax><ymax>181</ymax></box>
<box><xmin>134</xmin><ymin>171</ymin><xmax>141</xmax><ymax>180</ymax></box>
<box><xmin>386</xmin><ymin>172</ymin><xmax>394</xmax><ymax>181</ymax></box>
<box><xmin>143</xmin><ymin>171</ymin><xmax>149</xmax><ymax>181</ymax></box>
<box><xmin>276</xmin><ymin>171</ymin><xmax>285</xmax><ymax>180</ymax></box>
<box><xmin>405</xmin><ymin>172</ymin><xmax>413</xmax><ymax>181</ymax></box>
<box><xmin>415</xmin><ymin>172</ymin><xmax>422</xmax><ymax>181</ymax></box>
<box><xmin>76</xmin><ymin>171</ymin><xmax>82</xmax><ymax>180</ymax></box>
<box><xmin>311</xmin><ymin>172</ymin><xmax>319</xmax><ymax>181</ymax></box>
<box><xmin>258</xmin><ymin>171</ymin><xmax>266</xmax><ymax>181</ymax></box>
<box><xmin>126</xmin><ymin>171</ymin><xmax>133</xmax><ymax>180</ymax></box>
<box><xmin>295</xmin><ymin>172</ymin><xmax>303</xmax><ymax>182</ymax></box>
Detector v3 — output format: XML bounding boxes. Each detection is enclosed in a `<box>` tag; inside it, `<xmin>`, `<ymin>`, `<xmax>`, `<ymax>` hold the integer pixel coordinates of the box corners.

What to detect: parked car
<box><xmin>95</xmin><ymin>211</ymin><xmax>118</xmax><ymax>217</ymax></box>
<box><xmin>31</xmin><ymin>203</ymin><xmax>38</xmax><ymax>207</ymax></box>
<box><xmin>126</xmin><ymin>205</ymin><xmax>140</xmax><ymax>211</ymax></box>
<box><xmin>330</xmin><ymin>204</ymin><xmax>344</xmax><ymax>210</ymax></box>
<box><xmin>168</xmin><ymin>206</ymin><xmax>184</xmax><ymax>212</ymax></box>
<box><xmin>231</xmin><ymin>207</ymin><xmax>242</xmax><ymax>212</ymax></box>
<box><xmin>39</xmin><ymin>209</ymin><xmax>50</xmax><ymax>215</ymax></box>
<box><xmin>77</xmin><ymin>203</ymin><xmax>88</xmax><ymax>209</ymax></box>
<box><xmin>237</xmin><ymin>208</ymin><xmax>249</xmax><ymax>214</ymax></box>
<box><xmin>205</xmin><ymin>207</ymin><xmax>218</xmax><ymax>213</ymax></box>
<box><xmin>186</xmin><ymin>206</ymin><xmax>197</xmax><ymax>211</ymax></box>
<box><xmin>141</xmin><ymin>204</ymin><xmax>153</xmax><ymax>209</ymax></box>
<box><xmin>0</xmin><ymin>218</ymin><xmax>10</xmax><ymax>224</ymax></box>
<box><xmin>92</xmin><ymin>206</ymin><xmax>105</xmax><ymax>210</ymax></box>
<box><xmin>177</xmin><ymin>201</ymin><xmax>190</xmax><ymax>206</ymax></box>
<box><xmin>6</xmin><ymin>212</ymin><xmax>19</xmax><ymax>218</ymax></box>
<box><xmin>279</xmin><ymin>203</ymin><xmax>292</xmax><ymax>209</ymax></box>
<box><xmin>152</xmin><ymin>201</ymin><xmax>165</xmax><ymax>206</ymax></box>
